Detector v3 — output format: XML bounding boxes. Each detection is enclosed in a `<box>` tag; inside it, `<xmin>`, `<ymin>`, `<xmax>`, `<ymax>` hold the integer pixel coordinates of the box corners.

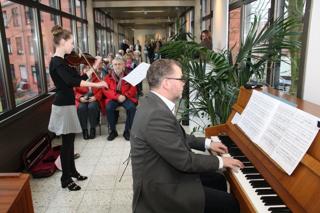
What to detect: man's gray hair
<box><xmin>147</xmin><ymin>59</ymin><xmax>181</xmax><ymax>89</ymax></box>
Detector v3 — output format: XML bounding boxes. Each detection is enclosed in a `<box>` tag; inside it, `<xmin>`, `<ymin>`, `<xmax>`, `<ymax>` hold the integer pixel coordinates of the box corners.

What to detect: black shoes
<box><xmin>82</xmin><ymin>129</ymin><xmax>89</xmax><ymax>140</ymax></box>
<box><xmin>61</xmin><ymin>178</ymin><xmax>81</xmax><ymax>191</ymax></box>
<box><xmin>107</xmin><ymin>130</ymin><xmax>118</xmax><ymax>141</ymax></box>
<box><xmin>123</xmin><ymin>131</ymin><xmax>130</xmax><ymax>141</ymax></box>
<box><xmin>89</xmin><ymin>128</ymin><xmax>96</xmax><ymax>139</ymax></box>
<box><xmin>71</xmin><ymin>172</ymin><xmax>88</xmax><ymax>181</ymax></box>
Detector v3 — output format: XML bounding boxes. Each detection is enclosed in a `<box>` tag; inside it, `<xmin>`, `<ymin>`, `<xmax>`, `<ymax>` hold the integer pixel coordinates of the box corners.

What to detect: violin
<box><xmin>65</xmin><ymin>51</ymin><xmax>96</xmax><ymax>67</ymax></box>
<box><xmin>65</xmin><ymin>49</ymin><xmax>103</xmax><ymax>81</ymax></box>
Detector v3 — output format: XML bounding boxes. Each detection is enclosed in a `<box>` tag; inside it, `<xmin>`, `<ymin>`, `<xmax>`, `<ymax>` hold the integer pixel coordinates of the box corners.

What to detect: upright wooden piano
<box><xmin>205</xmin><ymin>87</ymin><xmax>320</xmax><ymax>213</ymax></box>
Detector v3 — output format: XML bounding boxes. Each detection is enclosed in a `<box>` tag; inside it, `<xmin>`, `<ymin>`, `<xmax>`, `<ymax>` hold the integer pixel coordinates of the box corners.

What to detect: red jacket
<box><xmin>102</xmin><ymin>72</ymin><xmax>138</xmax><ymax>109</ymax></box>
<box><xmin>74</xmin><ymin>75</ymin><xmax>103</xmax><ymax>110</ymax></box>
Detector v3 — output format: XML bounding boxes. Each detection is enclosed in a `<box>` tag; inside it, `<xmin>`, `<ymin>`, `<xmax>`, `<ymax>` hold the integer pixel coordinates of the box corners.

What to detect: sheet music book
<box><xmin>237</xmin><ymin>90</ymin><xmax>319</xmax><ymax>175</ymax></box>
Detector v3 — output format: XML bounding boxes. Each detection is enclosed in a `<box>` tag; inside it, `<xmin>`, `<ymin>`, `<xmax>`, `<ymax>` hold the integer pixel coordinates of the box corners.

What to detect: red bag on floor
<box><xmin>22</xmin><ymin>134</ymin><xmax>61</xmax><ymax>178</ymax></box>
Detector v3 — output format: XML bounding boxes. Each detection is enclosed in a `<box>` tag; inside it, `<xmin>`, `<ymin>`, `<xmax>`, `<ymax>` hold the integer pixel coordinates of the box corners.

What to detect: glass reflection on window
<box><xmin>40</xmin><ymin>11</ymin><xmax>60</xmax><ymax>90</ymax></box>
<box><xmin>1</xmin><ymin>1</ymin><xmax>42</xmax><ymax>106</ymax></box>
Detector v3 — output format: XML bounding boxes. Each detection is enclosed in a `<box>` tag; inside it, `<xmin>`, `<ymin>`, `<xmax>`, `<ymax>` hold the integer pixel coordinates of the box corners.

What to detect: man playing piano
<box><xmin>130</xmin><ymin>59</ymin><xmax>244</xmax><ymax>213</ymax></box>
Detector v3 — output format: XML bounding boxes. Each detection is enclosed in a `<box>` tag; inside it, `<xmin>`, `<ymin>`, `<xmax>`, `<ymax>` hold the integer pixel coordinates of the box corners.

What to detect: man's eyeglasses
<box><xmin>165</xmin><ymin>77</ymin><xmax>187</xmax><ymax>83</ymax></box>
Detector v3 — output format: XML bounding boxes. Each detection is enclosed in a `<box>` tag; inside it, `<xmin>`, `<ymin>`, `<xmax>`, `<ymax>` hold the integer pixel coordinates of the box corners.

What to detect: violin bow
<box><xmin>76</xmin><ymin>47</ymin><xmax>102</xmax><ymax>81</ymax></box>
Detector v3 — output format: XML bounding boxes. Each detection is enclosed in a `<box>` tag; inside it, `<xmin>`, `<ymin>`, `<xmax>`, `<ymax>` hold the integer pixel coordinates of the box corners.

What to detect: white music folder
<box><xmin>123</xmin><ymin>62</ymin><xmax>150</xmax><ymax>86</ymax></box>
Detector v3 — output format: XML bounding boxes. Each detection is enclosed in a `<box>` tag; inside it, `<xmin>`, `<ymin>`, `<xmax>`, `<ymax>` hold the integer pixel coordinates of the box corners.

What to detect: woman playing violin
<box><xmin>48</xmin><ymin>25</ymin><xmax>108</xmax><ymax>191</ymax></box>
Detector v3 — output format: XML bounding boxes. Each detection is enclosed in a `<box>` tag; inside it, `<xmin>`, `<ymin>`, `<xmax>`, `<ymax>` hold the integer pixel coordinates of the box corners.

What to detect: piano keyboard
<box><xmin>219</xmin><ymin>136</ymin><xmax>292</xmax><ymax>213</ymax></box>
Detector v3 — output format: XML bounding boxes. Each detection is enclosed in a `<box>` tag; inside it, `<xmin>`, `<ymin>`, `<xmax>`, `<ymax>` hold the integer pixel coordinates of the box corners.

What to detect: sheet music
<box><xmin>237</xmin><ymin>90</ymin><xmax>319</xmax><ymax>175</ymax></box>
<box><xmin>122</xmin><ymin>62</ymin><xmax>150</xmax><ymax>86</ymax></box>
<box><xmin>270</xmin><ymin>108</ymin><xmax>319</xmax><ymax>175</ymax></box>
<box><xmin>237</xmin><ymin>90</ymin><xmax>279</xmax><ymax>142</ymax></box>
<box><xmin>231</xmin><ymin>112</ymin><xmax>241</xmax><ymax>125</ymax></box>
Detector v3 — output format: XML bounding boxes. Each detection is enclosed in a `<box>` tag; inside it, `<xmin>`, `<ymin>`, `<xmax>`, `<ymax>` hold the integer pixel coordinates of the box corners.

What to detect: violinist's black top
<box><xmin>49</xmin><ymin>56</ymin><xmax>88</xmax><ymax>106</ymax></box>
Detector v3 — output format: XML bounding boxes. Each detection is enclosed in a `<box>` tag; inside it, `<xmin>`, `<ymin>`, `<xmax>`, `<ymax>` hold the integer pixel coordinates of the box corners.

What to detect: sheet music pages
<box><xmin>268</xmin><ymin>105</ymin><xmax>319</xmax><ymax>175</ymax></box>
<box><xmin>237</xmin><ymin>90</ymin><xmax>319</xmax><ymax>175</ymax></box>
<box><xmin>237</xmin><ymin>90</ymin><xmax>279</xmax><ymax>143</ymax></box>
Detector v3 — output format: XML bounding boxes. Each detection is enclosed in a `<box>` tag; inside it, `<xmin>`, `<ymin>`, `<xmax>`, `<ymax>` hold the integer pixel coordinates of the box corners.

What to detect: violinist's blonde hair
<box><xmin>51</xmin><ymin>25</ymin><xmax>72</xmax><ymax>45</ymax></box>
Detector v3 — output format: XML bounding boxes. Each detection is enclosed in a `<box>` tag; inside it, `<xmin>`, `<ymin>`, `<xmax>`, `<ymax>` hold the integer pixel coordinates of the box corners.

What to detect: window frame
<box><xmin>0</xmin><ymin>0</ymin><xmax>88</xmax><ymax>121</ymax></box>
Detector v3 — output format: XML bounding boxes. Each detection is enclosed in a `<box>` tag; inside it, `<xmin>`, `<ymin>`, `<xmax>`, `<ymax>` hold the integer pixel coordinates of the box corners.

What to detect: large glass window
<box><xmin>40</xmin><ymin>11</ymin><xmax>60</xmax><ymax>90</ymax></box>
<box><xmin>62</xmin><ymin>17</ymin><xmax>72</xmax><ymax>33</ymax></box>
<box><xmin>1</xmin><ymin>2</ymin><xmax>42</xmax><ymax>106</ymax></box>
<box><xmin>278</xmin><ymin>0</ymin><xmax>306</xmax><ymax>94</ymax></box>
<box><xmin>201</xmin><ymin>0</ymin><xmax>212</xmax><ymax>31</ymax></box>
<box><xmin>75</xmin><ymin>0</ymin><xmax>81</xmax><ymax>17</ymax></box>
<box><xmin>77</xmin><ymin>21</ymin><xmax>88</xmax><ymax>52</ymax></box>
<box><xmin>243</xmin><ymin>0</ymin><xmax>271</xmax><ymax>41</ymax></box>
<box><xmin>39</xmin><ymin>0</ymin><xmax>59</xmax><ymax>9</ymax></box>
<box><xmin>61</xmin><ymin>0</ymin><xmax>72</xmax><ymax>14</ymax></box>
<box><xmin>0</xmin><ymin>72</ymin><xmax>8</xmax><ymax>114</ymax></box>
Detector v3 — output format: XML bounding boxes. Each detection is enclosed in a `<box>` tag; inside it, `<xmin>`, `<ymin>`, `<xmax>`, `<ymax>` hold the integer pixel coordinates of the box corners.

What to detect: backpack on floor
<box><xmin>22</xmin><ymin>134</ymin><xmax>61</xmax><ymax>178</ymax></box>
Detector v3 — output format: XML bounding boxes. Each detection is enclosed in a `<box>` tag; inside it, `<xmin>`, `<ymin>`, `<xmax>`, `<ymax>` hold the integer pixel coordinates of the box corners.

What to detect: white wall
<box><xmin>302</xmin><ymin>0</ymin><xmax>320</xmax><ymax>105</ymax></box>
<box><xmin>133</xmin><ymin>29</ymin><xmax>166</xmax><ymax>62</ymax></box>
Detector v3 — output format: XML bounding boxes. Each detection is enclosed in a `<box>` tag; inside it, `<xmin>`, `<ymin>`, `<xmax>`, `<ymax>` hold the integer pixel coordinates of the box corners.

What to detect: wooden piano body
<box><xmin>205</xmin><ymin>86</ymin><xmax>320</xmax><ymax>213</ymax></box>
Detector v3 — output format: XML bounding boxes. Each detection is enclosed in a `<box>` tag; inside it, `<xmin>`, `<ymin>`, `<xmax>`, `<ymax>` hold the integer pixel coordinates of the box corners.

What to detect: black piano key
<box><xmin>255</xmin><ymin>188</ymin><xmax>276</xmax><ymax>195</ymax></box>
<box><xmin>242</xmin><ymin>167</ymin><xmax>259</xmax><ymax>174</ymax></box>
<box><xmin>245</xmin><ymin>174</ymin><xmax>263</xmax><ymax>180</ymax></box>
<box><xmin>268</xmin><ymin>207</ymin><xmax>291</xmax><ymax>213</ymax></box>
<box><xmin>218</xmin><ymin>136</ymin><xmax>234</xmax><ymax>146</ymax></box>
<box><xmin>261</xmin><ymin>196</ymin><xmax>284</xmax><ymax>206</ymax></box>
<box><xmin>234</xmin><ymin>156</ymin><xmax>250</xmax><ymax>162</ymax></box>
<box><xmin>243</xmin><ymin>162</ymin><xmax>253</xmax><ymax>167</ymax></box>
<box><xmin>229</xmin><ymin>148</ymin><xmax>243</xmax><ymax>156</ymax></box>
<box><xmin>249</xmin><ymin>180</ymin><xmax>270</xmax><ymax>188</ymax></box>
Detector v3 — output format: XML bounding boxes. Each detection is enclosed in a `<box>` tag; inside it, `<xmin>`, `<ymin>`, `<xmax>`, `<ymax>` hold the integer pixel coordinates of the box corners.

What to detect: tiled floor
<box><xmin>30</xmin><ymin>124</ymin><xmax>133</xmax><ymax>213</ymax></box>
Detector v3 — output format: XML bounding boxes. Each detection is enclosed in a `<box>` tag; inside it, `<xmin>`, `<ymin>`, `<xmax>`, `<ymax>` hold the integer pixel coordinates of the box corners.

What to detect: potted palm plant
<box><xmin>160</xmin><ymin>15</ymin><xmax>301</xmax><ymax>131</ymax></box>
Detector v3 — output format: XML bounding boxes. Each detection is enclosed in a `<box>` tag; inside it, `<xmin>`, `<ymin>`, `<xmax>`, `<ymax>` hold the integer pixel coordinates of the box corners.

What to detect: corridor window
<box><xmin>1</xmin><ymin>1</ymin><xmax>42</xmax><ymax>106</ymax></box>
<box><xmin>40</xmin><ymin>11</ymin><xmax>60</xmax><ymax>90</ymax></box>
<box><xmin>0</xmin><ymin>73</ymin><xmax>8</xmax><ymax>114</ymax></box>
<box><xmin>39</xmin><ymin>0</ymin><xmax>59</xmax><ymax>9</ymax></box>
<box><xmin>62</xmin><ymin>17</ymin><xmax>72</xmax><ymax>34</ymax></box>
<box><xmin>61</xmin><ymin>0</ymin><xmax>72</xmax><ymax>14</ymax></box>
<box><xmin>77</xmin><ymin>22</ymin><xmax>88</xmax><ymax>52</ymax></box>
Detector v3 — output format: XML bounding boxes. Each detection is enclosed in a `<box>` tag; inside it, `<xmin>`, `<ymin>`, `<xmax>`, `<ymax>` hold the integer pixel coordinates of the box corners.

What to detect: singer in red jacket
<box><xmin>75</xmin><ymin>72</ymin><xmax>103</xmax><ymax>140</ymax></box>
<box><xmin>102</xmin><ymin>57</ymin><xmax>137</xmax><ymax>141</ymax></box>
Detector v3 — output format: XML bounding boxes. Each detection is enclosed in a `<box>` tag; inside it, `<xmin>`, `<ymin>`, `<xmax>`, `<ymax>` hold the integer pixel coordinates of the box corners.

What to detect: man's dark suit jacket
<box><xmin>130</xmin><ymin>92</ymin><xmax>220</xmax><ymax>213</ymax></box>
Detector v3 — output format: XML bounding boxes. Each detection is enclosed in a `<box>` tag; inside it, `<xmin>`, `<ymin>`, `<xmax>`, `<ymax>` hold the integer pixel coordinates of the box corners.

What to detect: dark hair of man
<box><xmin>51</xmin><ymin>25</ymin><xmax>72</xmax><ymax>46</ymax></box>
<box><xmin>147</xmin><ymin>59</ymin><xmax>181</xmax><ymax>89</ymax></box>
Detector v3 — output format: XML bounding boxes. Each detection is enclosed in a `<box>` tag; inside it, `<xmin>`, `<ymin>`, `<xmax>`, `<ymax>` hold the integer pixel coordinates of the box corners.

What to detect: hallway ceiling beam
<box><xmin>93</xmin><ymin>1</ymin><xmax>194</xmax><ymax>8</ymax></box>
